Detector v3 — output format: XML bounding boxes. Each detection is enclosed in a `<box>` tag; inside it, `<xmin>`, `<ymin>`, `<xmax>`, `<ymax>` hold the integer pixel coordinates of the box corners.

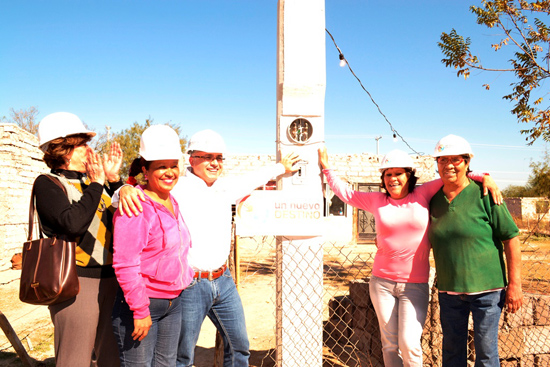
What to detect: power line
<box><xmin>326</xmin><ymin>134</ymin><xmax>545</xmax><ymax>151</ymax></box>
<box><xmin>325</xmin><ymin>28</ymin><xmax>421</xmax><ymax>156</ymax></box>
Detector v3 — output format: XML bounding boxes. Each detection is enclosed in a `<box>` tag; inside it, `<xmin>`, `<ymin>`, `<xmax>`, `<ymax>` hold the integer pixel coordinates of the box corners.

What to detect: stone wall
<box><xmin>0</xmin><ymin>123</ymin><xmax>48</xmax><ymax>266</ymax></box>
<box><xmin>0</xmin><ymin>122</ymin><xmax>436</xmax><ymax>266</ymax></box>
<box><xmin>328</xmin><ymin>278</ymin><xmax>550</xmax><ymax>367</ymax></box>
<box><xmin>316</xmin><ymin>152</ymin><xmax>436</xmax><ymax>185</ymax></box>
<box><xmin>216</xmin><ymin>152</ymin><xmax>436</xmax><ymax>189</ymax></box>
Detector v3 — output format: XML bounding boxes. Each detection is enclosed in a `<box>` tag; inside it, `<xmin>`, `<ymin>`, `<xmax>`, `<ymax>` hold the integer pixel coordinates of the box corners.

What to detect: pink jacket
<box><xmin>113</xmin><ymin>186</ymin><xmax>193</xmax><ymax>319</ymax></box>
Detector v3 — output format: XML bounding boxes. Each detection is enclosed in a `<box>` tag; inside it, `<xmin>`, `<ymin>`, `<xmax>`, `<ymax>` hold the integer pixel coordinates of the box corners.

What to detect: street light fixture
<box><xmin>375</xmin><ymin>135</ymin><xmax>382</xmax><ymax>155</ymax></box>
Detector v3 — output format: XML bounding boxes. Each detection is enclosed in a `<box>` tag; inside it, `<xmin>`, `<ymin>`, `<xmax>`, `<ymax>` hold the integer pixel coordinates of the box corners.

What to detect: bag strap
<box><xmin>28</xmin><ymin>174</ymin><xmax>68</xmax><ymax>241</ymax></box>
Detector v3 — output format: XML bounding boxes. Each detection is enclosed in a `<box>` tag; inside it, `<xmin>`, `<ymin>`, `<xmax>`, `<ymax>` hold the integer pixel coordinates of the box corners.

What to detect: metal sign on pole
<box><xmin>275</xmin><ymin>0</ymin><xmax>326</xmax><ymax>366</ymax></box>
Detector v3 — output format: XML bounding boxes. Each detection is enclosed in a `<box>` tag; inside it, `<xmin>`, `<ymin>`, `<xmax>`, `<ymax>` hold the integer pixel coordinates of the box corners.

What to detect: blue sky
<box><xmin>1</xmin><ymin>1</ymin><xmax>547</xmax><ymax>188</ymax></box>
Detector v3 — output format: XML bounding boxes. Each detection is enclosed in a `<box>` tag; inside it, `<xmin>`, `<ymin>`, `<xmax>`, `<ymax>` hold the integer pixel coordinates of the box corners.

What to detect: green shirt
<box><xmin>429</xmin><ymin>180</ymin><xmax>519</xmax><ymax>293</ymax></box>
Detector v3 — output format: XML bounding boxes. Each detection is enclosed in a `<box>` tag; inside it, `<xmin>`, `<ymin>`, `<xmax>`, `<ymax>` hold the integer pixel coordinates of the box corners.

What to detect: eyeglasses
<box><xmin>437</xmin><ymin>156</ymin><xmax>467</xmax><ymax>166</ymax></box>
<box><xmin>192</xmin><ymin>155</ymin><xmax>225</xmax><ymax>163</ymax></box>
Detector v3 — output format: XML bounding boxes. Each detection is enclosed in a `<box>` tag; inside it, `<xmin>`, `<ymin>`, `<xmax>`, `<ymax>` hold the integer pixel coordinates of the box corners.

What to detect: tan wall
<box><xmin>318</xmin><ymin>152</ymin><xmax>436</xmax><ymax>185</ymax></box>
<box><xmin>205</xmin><ymin>152</ymin><xmax>437</xmax><ymax>185</ymax></box>
<box><xmin>0</xmin><ymin>123</ymin><xmax>48</xmax><ymax>265</ymax></box>
<box><xmin>0</xmin><ymin>123</ymin><xmax>436</xmax><ymax>266</ymax></box>
<box><xmin>217</xmin><ymin>153</ymin><xmax>436</xmax><ymax>243</ymax></box>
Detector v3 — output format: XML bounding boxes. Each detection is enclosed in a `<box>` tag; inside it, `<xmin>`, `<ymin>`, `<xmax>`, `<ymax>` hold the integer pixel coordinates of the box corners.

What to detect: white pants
<box><xmin>369</xmin><ymin>276</ymin><xmax>429</xmax><ymax>367</ymax></box>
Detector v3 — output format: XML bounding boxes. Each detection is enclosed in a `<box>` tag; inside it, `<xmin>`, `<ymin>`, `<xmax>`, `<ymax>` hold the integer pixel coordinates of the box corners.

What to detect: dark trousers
<box><xmin>49</xmin><ymin>276</ymin><xmax>120</xmax><ymax>367</ymax></box>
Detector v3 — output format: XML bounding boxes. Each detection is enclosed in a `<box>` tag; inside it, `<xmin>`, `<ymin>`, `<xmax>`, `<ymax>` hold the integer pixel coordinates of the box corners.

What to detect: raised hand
<box><xmin>318</xmin><ymin>146</ymin><xmax>331</xmax><ymax>170</ymax></box>
<box><xmin>280</xmin><ymin>152</ymin><xmax>300</xmax><ymax>173</ymax></box>
<box><xmin>85</xmin><ymin>147</ymin><xmax>106</xmax><ymax>185</ymax></box>
<box><xmin>103</xmin><ymin>141</ymin><xmax>123</xmax><ymax>182</ymax></box>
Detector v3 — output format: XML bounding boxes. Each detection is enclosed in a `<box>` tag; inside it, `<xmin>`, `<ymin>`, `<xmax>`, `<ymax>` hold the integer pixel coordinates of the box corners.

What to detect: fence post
<box><xmin>0</xmin><ymin>311</ymin><xmax>35</xmax><ymax>367</ymax></box>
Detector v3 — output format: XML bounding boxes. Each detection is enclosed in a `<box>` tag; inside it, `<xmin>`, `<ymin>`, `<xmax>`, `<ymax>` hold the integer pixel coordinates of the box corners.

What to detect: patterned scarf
<box><xmin>46</xmin><ymin>173</ymin><xmax>115</xmax><ymax>267</ymax></box>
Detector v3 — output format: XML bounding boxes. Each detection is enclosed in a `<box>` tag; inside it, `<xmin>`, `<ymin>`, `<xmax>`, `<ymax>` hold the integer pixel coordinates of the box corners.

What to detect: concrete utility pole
<box><xmin>276</xmin><ymin>0</ymin><xmax>325</xmax><ymax>366</ymax></box>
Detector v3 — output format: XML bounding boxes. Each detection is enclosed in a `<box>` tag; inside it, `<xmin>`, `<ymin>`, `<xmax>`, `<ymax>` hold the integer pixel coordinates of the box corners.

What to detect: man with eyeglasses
<box><xmin>116</xmin><ymin>128</ymin><xmax>299</xmax><ymax>367</ymax></box>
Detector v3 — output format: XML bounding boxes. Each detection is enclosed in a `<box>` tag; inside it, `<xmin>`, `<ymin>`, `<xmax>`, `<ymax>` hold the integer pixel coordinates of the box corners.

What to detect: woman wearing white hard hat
<box><xmin>428</xmin><ymin>134</ymin><xmax>522</xmax><ymax>367</ymax></box>
<box><xmin>34</xmin><ymin>112</ymin><xmax>123</xmax><ymax>367</ymax></box>
<box><xmin>318</xmin><ymin>145</ymin><xmax>501</xmax><ymax>367</ymax></box>
<box><xmin>111</xmin><ymin>125</ymin><xmax>193</xmax><ymax>366</ymax></box>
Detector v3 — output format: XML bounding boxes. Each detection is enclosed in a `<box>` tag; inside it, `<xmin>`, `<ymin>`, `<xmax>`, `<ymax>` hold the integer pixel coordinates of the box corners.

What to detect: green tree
<box><xmin>503</xmin><ymin>149</ymin><xmax>550</xmax><ymax>197</ymax></box>
<box><xmin>438</xmin><ymin>1</ymin><xmax>550</xmax><ymax>144</ymax></box>
<box><xmin>502</xmin><ymin>184</ymin><xmax>534</xmax><ymax>197</ymax></box>
<box><xmin>3</xmin><ymin>107</ymin><xmax>40</xmax><ymax>134</ymax></box>
<box><xmin>100</xmin><ymin>118</ymin><xmax>187</xmax><ymax>180</ymax></box>
<box><xmin>526</xmin><ymin>149</ymin><xmax>550</xmax><ymax>197</ymax></box>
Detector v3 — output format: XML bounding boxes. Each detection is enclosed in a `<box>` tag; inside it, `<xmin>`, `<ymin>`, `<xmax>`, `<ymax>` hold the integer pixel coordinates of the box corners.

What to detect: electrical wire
<box><xmin>325</xmin><ymin>28</ymin><xmax>421</xmax><ymax>156</ymax></box>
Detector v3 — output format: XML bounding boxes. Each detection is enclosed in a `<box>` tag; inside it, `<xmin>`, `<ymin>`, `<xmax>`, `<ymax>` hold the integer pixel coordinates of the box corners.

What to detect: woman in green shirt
<box><xmin>428</xmin><ymin>134</ymin><xmax>522</xmax><ymax>367</ymax></box>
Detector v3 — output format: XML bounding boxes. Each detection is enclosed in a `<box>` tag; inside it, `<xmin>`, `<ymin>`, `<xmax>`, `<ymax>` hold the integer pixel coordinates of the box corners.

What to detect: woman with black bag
<box><xmin>34</xmin><ymin>112</ymin><xmax>123</xmax><ymax>367</ymax></box>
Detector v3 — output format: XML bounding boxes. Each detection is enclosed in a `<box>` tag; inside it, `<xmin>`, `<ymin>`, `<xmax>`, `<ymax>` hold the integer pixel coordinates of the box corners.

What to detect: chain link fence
<box><xmin>234</xmin><ymin>234</ymin><xmax>550</xmax><ymax>367</ymax></box>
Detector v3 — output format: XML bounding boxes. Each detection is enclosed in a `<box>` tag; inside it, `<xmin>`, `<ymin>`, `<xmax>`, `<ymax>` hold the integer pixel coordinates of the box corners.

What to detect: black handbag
<box><xmin>19</xmin><ymin>175</ymin><xmax>80</xmax><ymax>305</ymax></box>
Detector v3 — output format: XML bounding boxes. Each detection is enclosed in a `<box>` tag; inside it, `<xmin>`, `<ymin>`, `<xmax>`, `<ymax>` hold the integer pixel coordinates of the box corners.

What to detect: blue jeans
<box><xmin>112</xmin><ymin>290</ymin><xmax>182</xmax><ymax>367</ymax></box>
<box><xmin>369</xmin><ymin>276</ymin><xmax>429</xmax><ymax>367</ymax></box>
<box><xmin>438</xmin><ymin>290</ymin><xmax>505</xmax><ymax>367</ymax></box>
<box><xmin>176</xmin><ymin>268</ymin><xmax>249</xmax><ymax>367</ymax></box>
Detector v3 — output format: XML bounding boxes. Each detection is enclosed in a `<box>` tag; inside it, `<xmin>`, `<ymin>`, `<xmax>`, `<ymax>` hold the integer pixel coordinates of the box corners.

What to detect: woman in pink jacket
<box><xmin>319</xmin><ymin>147</ymin><xmax>500</xmax><ymax>367</ymax></box>
<box><xmin>112</xmin><ymin>125</ymin><xmax>193</xmax><ymax>367</ymax></box>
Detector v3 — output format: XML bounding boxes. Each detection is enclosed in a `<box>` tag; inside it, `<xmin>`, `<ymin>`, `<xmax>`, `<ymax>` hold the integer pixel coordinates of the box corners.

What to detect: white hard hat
<box><xmin>139</xmin><ymin>125</ymin><xmax>183</xmax><ymax>161</ymax></box>
<box><xmin>433</xmin><ymin>134</ymin><xmax>474</xmax><ymax>158</ymax></box>
<box><xmin>186</xmin><ymin>129</ymin><xmax>226</xmax><ymax>154</ymax></box>
<box><xmin>379</xmin><ymin>149</ymin><xmax>415</xmax><ymax>172</ymax></box>
<box><xmin>38</xmin><ymin>112</ymin><xmax>96</xmax><ymax>152</ymax></box>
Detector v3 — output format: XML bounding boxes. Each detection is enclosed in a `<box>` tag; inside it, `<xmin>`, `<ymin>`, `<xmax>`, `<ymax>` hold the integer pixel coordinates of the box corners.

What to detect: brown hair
<box><xmin>128</xmin><ymin>157</ymin><xmax>153</xmax><ymax>176</ymax></box>
<box><xmin>379</xmin><ymin>168</ymin><xmax>418</xmax><ymax>195</ymax></box>
<box><xmin>126</xmin><ymin>157</ymin><xmax>154</xmax><ymax>185</ymax></box>
<box><xmin>43</xmin><ymin>134</ymin><xmax>92</xmax><ymax>169</ymax></box>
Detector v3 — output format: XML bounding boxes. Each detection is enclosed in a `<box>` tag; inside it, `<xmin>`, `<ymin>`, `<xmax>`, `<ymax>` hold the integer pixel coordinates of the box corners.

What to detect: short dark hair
<box><xmin>42</xmin><ymin>134</ymin><xmax>92</xmax><ymax>169</ymax></box>
<box><xmin>379</xmin><ymin>168</ymin><xmax>418</xmax><ymax>195</ymax></box>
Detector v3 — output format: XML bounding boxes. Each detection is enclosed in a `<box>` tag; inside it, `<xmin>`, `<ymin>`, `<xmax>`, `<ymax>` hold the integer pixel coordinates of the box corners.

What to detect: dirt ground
<box><xmin>0</xmin><ymin>237</ymin><xmax>285</xmax><ymax>367</ymax></box>
<box><xmin>1</xmin><ymin>234</ymin><xmax>549</xmax><ymax>366</ymax></box>
<box><xmin>0</xmin><ymin>262</ymin><xmax>278</xmax><ymax>367</ymax></box>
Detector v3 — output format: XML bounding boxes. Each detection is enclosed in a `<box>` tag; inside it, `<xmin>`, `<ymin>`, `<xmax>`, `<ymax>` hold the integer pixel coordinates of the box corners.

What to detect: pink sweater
<box><xmin>324</xmin><ymin>170</ymin><xmax>441</xmax><ymax>283</ymax></box>
<box><xmin>113</xmin><ymin>186</ymin><xmax>194</xmax><ymax>319</ymax></box>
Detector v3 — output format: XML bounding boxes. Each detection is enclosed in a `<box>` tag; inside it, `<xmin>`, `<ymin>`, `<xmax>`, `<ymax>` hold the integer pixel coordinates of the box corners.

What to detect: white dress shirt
<box><xmin>170</xmin><ymin>165</ymin><xmax>285</xmax><ymax>271</ymax></box>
